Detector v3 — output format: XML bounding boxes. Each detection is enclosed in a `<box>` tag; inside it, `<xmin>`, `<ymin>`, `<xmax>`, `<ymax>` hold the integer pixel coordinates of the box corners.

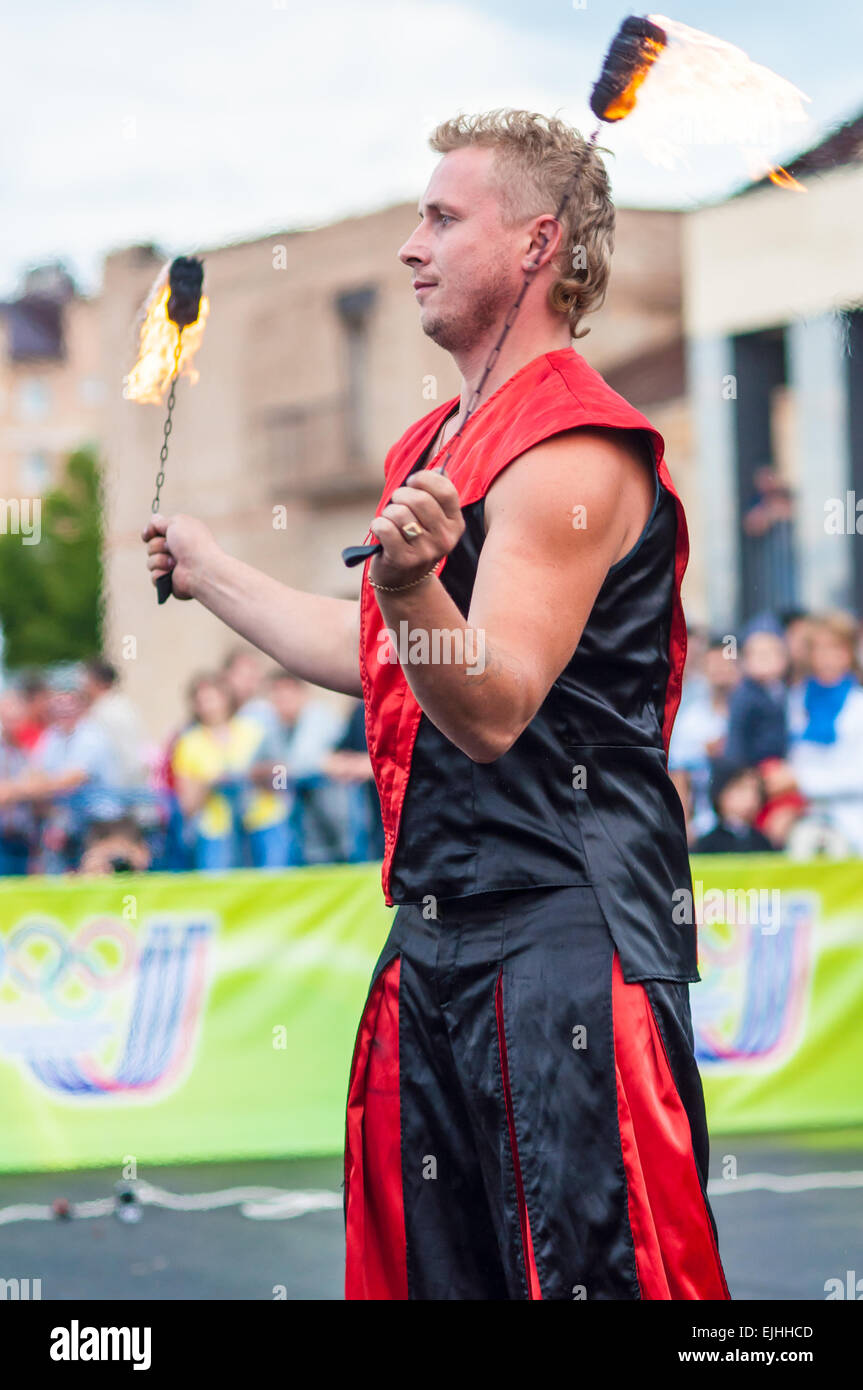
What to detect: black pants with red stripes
<box><xmin>344</xmin><ymin>884</ymin><xmax>730</xmax><ymax>1300</ymax></box>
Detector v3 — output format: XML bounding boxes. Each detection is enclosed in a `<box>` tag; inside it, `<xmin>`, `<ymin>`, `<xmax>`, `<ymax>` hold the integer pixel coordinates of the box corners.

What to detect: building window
<box><xmin>732</xmin><ymin>327</ymin><xmax>798</xmax><ymax>621</ymax></box>
<box><xmin>335</xmin><ymin>286</ymin><xmax>377</xmax><ymax>466</ymax></box>
<box><xmin>18</xmin><ymin>378</ymin><xmax>51</xmax><ymax>420</ymax></box>
<box><xmin>20</xmin><ymin>452</ymin><xmax>51</xmax><ymax>492</ymax></box>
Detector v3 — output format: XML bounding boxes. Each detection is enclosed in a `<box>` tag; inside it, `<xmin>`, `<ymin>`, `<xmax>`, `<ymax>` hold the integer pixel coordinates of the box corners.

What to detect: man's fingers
<box><xmin>141</xmin><ymin>512</ymin><xmax>169</xmax><ymax>542</ymax></box>
<box><xmin>387</xmin><ymin>486</ymin><xmax>443</xmax><ymax>529</ymax></box>
<box><xmin>381</xmin><ymin>501</ymin><xmax>429</xmax><ymax>535</ymax></box>
<box><xmin>403</xmin><ymin>470</ymin><xmax>462</xmax><ymax>519</ymax></box>
<box><xmin>369</xmin><ymin>515</ymin><xmax>421</xmax><ymax>560</ymax></box>
<box><xmin>147</xmin><ymin>552</ymin><xmax>174</xmax><ymax>573</ymax></box>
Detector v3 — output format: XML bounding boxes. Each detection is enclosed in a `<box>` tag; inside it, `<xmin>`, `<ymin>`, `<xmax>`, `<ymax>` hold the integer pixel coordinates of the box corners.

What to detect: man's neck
<box><xmin>450</xmin><ymin>318</ymin><xmax>573</xmax><ymax>423</ymax></box>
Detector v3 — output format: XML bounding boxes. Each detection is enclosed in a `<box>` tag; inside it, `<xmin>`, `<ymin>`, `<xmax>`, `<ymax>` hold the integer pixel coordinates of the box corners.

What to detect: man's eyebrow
<box><xmin>417</xmin><ymin>199</ymin><xmax>461</xmax><ymax>219</ymax></box>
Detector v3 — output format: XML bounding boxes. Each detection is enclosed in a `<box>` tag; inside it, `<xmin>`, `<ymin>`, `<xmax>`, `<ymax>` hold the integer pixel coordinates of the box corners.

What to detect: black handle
<box><xmin>156</xmin><ymin>571</ymin><xmax>173</xmax><ymax>604</ymax></box>
<box><xmin>342</xmin><ymin>541</ymin><xmax>383</xmax><ymax>568</ymax></box>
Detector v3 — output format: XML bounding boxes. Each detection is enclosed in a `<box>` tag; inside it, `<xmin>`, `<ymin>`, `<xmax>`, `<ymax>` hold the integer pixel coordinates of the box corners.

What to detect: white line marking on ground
<box><xmin>0</xmin><ymin>1185</ymin><xmax>342</xmax><ymax>1225</ymax></box>
<box><xmin>708</xmin><ymin>1170</ymin><xmax>863</xmax><ymax>1195</ymax></box>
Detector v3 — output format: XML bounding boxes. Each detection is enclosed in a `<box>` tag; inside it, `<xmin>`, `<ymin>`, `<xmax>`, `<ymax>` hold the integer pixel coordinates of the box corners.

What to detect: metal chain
<box><xmin>151</xmin><ymin>331</ymin><xmax>184</xmax><ymax>513</ymax></box>
<box><xmin>431</xmin><ymin>131</ymin><xmax>599</xmax><ymax>478</ymax></box>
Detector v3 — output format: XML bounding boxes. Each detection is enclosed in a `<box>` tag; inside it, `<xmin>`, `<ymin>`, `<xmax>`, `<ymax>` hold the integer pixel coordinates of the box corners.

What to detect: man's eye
<box><xmin>439</xmin><ymin>213</ymin><xmax>453</xmax><ymax>226</ymax></box>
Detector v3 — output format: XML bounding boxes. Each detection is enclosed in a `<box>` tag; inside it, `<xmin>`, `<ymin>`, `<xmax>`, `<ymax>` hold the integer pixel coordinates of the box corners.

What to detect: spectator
<box><xmin>0</xmin><ymin>690</ymin><xmax>36</xmax><ymax>874</ymax></box>
<box><xmin>669</xmin><ymin>634</ymin><xmax>740</xmax><ymax>840</ymax></box>
<box><xmin>83</xmin><ymin>659</ymin><xmax>148</xmax><ymax>792</ymax></box>
<box><xmin>222</xmin><ymin>647</ymin><xmax>280</xmax><ymax>741</ymax></box>
<box><xmin>781</xmin><ymin>609</ymin><xmax>815</xmax><ymax>685</ymax></box>
<box><xmin>787</xmin><ymin>611</ymin><xmax>863</xmax><ymax>853</ymax></box>
<box><xmin>742</xmin><ymin>465</ymin><xmax>798</xmax><ymax>615</ymax></box>
<box><xmin>251</xmin><ymin>674</ymin><xmax>348</xmax><ymax>865</ymax></box>
<box><xmin>0</xmin><ymin>681</ymin><xmax>119</xmax><ymax>872</ymax></box>
<box><xmin>78</xmin><ymin>815</ymin><xmax>152</xmax><ymax>875</ymax></box>
<box><xmin>724</xmin><ymin>616</ymin><xmax>789</xmax><ymax>769</ymax></box>
<box><xmin>677</xmin><ymin>625</ymin><xmax>710</xmax><ymax>706</ymax></box>
<box><xmin>13</xmin><ymin>673</ymin><xmax>52</xmax><ymax>753</ymax></box>
<box><xmin>171</xmin><ymin>672</ymin><xmax>281</xmax><ymax>870</ymax></box>
<box><xmin>324</xmin><ymin>698</ymin><xmax>385</xmax><ymax>860</ymax></box>
<box><xmin>693</xmin><ymin>761</ymin><xmax>774</xmax><ymax>854</ymax></box>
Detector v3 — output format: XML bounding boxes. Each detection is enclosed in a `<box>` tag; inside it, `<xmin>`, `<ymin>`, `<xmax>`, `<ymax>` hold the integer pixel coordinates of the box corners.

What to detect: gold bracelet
<box><xmin>368</xmin><ymin>562</ymin><xmax>440</xmax><ymax>593</ymax></box>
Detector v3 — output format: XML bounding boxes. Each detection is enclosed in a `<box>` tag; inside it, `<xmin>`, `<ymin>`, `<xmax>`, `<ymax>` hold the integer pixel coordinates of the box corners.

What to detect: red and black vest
<box><xmin>359</xmin><ymin>347</ymin><xmax>696</xmax><ymax>983</ymax></box>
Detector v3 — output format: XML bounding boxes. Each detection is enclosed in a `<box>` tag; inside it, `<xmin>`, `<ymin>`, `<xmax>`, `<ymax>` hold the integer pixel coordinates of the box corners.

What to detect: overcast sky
<box><xmin>3</xmin><ymin>0</ymin><xmax>861</xmax><ymax>299</ymax></box>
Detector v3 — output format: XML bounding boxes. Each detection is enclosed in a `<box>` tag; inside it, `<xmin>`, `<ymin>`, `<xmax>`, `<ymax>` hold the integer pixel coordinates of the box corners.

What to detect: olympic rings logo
<box><xmin>0</xmin><ymin>917</ymin><xmax>138</xmax><ymax>1020</ymax></box>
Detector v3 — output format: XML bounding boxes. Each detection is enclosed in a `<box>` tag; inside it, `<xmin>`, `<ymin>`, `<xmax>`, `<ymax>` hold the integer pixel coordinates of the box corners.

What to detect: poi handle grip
<box><xmin>342</xmin><ymin>541</ymin><xmax>383</xmax><ymax>568</ymax></box>
<box><xmin>156</xmin><ymin>571</ymin><xmax>174</xmax><ymax>604</ymax></box>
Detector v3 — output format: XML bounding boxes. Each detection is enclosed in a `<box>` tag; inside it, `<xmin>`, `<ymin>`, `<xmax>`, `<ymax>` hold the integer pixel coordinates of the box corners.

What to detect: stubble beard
<box><xmin>421</xmin><ymin>272</ymin><xmax>517</xmax><ymax>354</ymax></box>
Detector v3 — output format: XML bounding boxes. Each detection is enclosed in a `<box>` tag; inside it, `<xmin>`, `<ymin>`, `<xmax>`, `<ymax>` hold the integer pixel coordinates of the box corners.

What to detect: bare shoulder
<box><xmin>484</xmin><ymin>425</ymin><xmax>656</xmax><ymax>565</ymax></box>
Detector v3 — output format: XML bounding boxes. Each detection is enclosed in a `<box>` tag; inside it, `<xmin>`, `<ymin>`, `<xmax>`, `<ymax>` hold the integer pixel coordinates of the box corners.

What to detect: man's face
<box><xmin>810</xmin><ymin>628</ymin><xmax>854</xmax><ymax>686</ymax></box>
<box><xmin>398</xmin><ymin>146</ymin><xmax>526</xmax><ymax>354</ymax></box>
<box><xmin>226</xmin><ymin>654</ymin><xmax>262</xmax><ymax>704</ymax></box>
<box><xmin>269</xmin><ymin>679</ymin><xmax>305</xmax><ymax>725</ymax></box>
<box><xmin>719</xmin><ymin>770</ymin><xmax>761</xmax><ymax>826</ymax></box>
<box><xmin>705</xmin><ymin>646</ymin><xmax>740</xmax><ymax>695</ymax></box>
<box><xmin>52</xmin><ymin>691</ymin><xmax>84</xmax><ymax>730</ymax></box>
<box><xmin>743</xmin><ymin>631</ymin><xmax>788</xmax><ymax>684</ymax></box>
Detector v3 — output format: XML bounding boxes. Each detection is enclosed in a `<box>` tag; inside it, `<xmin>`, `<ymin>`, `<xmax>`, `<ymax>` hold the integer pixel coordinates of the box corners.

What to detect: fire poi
<box><xmin>124</xmin><ymin>256</ymin><xmax>208</xmax><ymax>603</ymax></box>
<box><xmin>340</xmin><ymin>11</ymin><xmax>810</xmax><ymax>568</ymax></box>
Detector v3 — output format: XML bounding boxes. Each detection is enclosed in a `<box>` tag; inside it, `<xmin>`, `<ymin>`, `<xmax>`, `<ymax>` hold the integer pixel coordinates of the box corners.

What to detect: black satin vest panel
<box><xmin>388</xmin><ymin>456</ymin><xmax>698</xmax><ymax>984</ymax></box>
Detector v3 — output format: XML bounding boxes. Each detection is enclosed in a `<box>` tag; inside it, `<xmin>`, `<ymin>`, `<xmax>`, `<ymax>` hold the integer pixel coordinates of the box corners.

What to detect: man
<box><xmin>248</xmin><ymin>671</ymin><xmax>347</xmax><ymax>865</ymax></box>
<box><xmin>222</xmin><ymin>646</ymin><xmax>281</xmax><ymax>742</ymax></box>
<box><xmin>0</xmin><ymin>679</ymin><xmax>119</xmax><ymax>871</ymax></box>
<box><xmin>83</xmin><ymin>659</ymin><xmax>148</xmax><ymax>791</ymax></box>
<box><xmin>143</xmin><ymin>110</ymin><xmax>729</xmax><ymax>1301</ymax></box>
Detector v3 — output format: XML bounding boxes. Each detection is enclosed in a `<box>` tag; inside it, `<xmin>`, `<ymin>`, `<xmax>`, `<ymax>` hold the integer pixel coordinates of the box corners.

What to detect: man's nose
<box><xmin>398</xmin><ymin>227</ymin><xmax>429</xmax><ymax>268</ymax></box>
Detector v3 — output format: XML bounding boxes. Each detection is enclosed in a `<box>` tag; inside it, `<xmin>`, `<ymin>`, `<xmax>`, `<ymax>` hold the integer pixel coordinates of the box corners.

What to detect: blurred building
<box><xmin>684</xmin><ymin>112</ymin><xmax>863</xmax><ymax>628</ymax></box>
<box><xmin>0</xmin><ymin>264</ymin><xmax>104</xmax><ymax>498</ymax></box>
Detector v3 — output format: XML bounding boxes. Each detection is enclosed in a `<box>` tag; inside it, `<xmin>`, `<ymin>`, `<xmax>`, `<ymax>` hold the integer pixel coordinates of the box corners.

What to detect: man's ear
<box><xmin>525</xmin><ymin>214</ymin><xmax>563</xmax><ymax>271</ymax></box>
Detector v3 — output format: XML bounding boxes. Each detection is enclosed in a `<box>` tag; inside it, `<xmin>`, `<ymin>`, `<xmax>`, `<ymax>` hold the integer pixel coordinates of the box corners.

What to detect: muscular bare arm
<box><xmin>142</xmin><ymin>514</ymin><xmax>362</xmax><ymax>698</ymax></box>
<box><xmin>369</xmin><ymin>427</ymin><xmax>654</xmax><ymax>761</ymax></box>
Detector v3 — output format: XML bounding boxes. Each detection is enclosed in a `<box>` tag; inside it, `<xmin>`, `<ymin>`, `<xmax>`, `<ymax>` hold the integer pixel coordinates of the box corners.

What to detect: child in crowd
<box><xmin>693</xmin><ymin>760</ymin><xmax>774</xmax><ymax>854</ymax></box>
<box><xmin>724</xmin><ymin>616</ymin><xmax>789</xmax><ymax>770</ymax></box>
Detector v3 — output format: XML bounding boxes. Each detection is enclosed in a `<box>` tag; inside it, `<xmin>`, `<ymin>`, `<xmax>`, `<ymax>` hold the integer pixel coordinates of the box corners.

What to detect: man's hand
<box><xmin>141</xmin><ymin>513</ymin><xmax>221</xmax><ymax>601</ymax></box>
<box><xmin>368</xmin><ymin>470</ymin><xmax>465</xmax><ymax>588</ymax></box>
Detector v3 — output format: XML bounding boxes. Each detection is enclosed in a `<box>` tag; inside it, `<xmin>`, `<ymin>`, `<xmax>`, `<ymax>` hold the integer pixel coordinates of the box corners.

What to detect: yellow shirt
<box><xmin>172</xmin><ymin>717</ymin><xmax>286</xmax><ymax>838</ymax></box>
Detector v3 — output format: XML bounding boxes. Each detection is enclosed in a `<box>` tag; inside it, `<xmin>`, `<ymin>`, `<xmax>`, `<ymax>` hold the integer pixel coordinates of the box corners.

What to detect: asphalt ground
<box><xmin>1</xmin><ymin>1130</ymin><xmax>861</xmax><ymax>1300</ymax></box>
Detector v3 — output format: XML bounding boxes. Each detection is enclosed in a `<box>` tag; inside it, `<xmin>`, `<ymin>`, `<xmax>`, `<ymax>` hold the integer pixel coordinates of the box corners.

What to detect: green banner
<box><xmin>690</xmin><ymin>855</ymin><xmax>863</xmax><ymax>1133</ymax></box>
<box><xmin>0</xmin><ymin>857</ymin><xmax>860</xmax><ymax>1172</ymax></box>
<box><xmin>0</xmin><ymin>865</ymin><xmax>393</xmax><ymax>1172</ymax></box>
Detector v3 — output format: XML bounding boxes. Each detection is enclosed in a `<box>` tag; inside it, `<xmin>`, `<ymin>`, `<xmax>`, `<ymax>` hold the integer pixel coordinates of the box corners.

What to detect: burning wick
<box><xmin>589</xmin><ymin>15</ymin><xmax>669</xmax><ymax>123</ymax></box>
<box><xmin>124</xmin><ymin>256</ymin><xmax>206</xmax><ymax>604</ymax></box>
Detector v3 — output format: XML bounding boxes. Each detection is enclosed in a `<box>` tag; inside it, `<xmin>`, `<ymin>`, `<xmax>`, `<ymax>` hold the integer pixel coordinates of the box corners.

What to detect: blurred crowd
<box><xmin>671</xmin><ymin>609</ymin><xmax>863</xmax><ymax>857</ymax></box>
<box><xmin>2</xmin><ymin>608</ymin><xmax>860</xmax><ymax>877</ymax></box>
<box><xmin>0</xmin><ymin>648</ymin><xmax>384</xmax><ymax>876</ymax></box>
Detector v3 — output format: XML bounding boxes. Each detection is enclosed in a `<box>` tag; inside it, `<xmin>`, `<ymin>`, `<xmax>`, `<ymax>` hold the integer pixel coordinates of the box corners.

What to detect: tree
<box><xmin>0</xmin><ymin>446</ymin><xmax>104</xmax><ymax>669</ymax></box>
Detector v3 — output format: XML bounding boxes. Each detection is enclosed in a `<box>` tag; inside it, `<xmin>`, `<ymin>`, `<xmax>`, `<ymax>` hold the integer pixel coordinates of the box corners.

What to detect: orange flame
<box><xmin>767</xmin><ymin>165</ymin><xmax>806</xmax><ymax>192</ymax></box>
<box><xmin>600</xmin><ymin>36</ymin><xmax>667</xmax><ymax>121</ymax></box>
<box><xmin>123</xmin><ymin>279</ymin><xmax>209</xmax><ymax>405</ymax></box>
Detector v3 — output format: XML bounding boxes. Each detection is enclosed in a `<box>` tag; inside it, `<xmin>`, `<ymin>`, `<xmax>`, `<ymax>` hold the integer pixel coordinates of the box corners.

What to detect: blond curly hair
<box><xmin>429</xmin><ymin>110</ymin><xmax>615</xmax><ymax>339</ymax></box>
